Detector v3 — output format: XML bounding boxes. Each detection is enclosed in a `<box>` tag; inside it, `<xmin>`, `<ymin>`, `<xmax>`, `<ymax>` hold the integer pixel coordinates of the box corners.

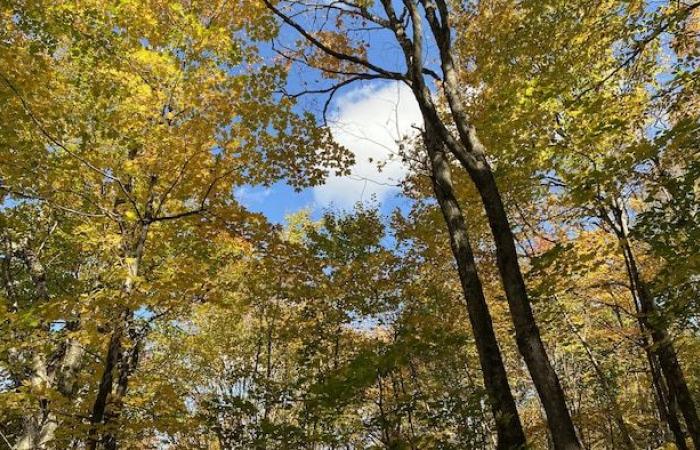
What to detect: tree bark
<box><xmin>14</xmin><ymin>356</ymin><xmax>57</xmax><ymax>450</ymax></box>
<box><xmin>14</xmin><ymin>325</ymin><xmax>85</xmax><ymax>450</ymax></box>
<box><xmin>101</xmin><ymin>334</ymin><xmax>141</xmax><ymax>450</ymax></box>
<box><xmin>648</xmin><ymin>351</ymin><xmax>688</xmax><ymax>450</ymax></box>
<box><xmin>607</xmin><ymin>199</ymin><xmax>700</xmax><ymax>449</ymax></box>
<box><xmin>12</xmin><ymin>237</ymin><xmax>85</xmax><ymax>450</ymax></box>
<box><xmin>13</xmin><ymin>242</ymin><xmax>53</xmax><ymax>450</ymax></box>
<box><xmin>408</xmin><ymin>0</ymin><xmax>582</xmax><ymax>442</ymax></box>
<box><xmin>621</xmin><ymin>240</ymin><xmax>699</xmax><ymax>448</ymax></box>
<box><xmin>629</xmin><ymin>277</ymin><xmax>687</xmax><ymax>448</ymax></box>
<box><xmin>86</xmin><ymin>312</ymin><xmax>128</xmax><ymax>450</ymax></box>
<box><xmin>87</xmin><ymin>221</ymin><xmax>149</xmax><ymax>449</ymax></box>
<box><xmin>397</xmin><ymin>2</ymin><xmax>581</xmax><ymax>444</ymax></box>
<box><xmin>424</xmin><ymin>127</ymin><xmax>526</xmax><ymax>449</ymax></box>
<box><xmin>464</xmin><ymin>159</ymin><xmax>581</xmax><ymax>449</ymax></box>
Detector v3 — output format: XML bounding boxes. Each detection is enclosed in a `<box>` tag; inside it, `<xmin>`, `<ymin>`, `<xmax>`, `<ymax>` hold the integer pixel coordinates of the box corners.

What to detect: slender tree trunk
<box><xmin>638</xmin><ymin>300</ymin><xmax>686</xmax><ymax>448</ymax></box>
<box><xmin>261</xmin><ymin>0</ymin><xmax>572</xmax><ymax>440</ymax></box>
<box><xmin>654</xmin><ymin>355</ymin><xmax>689</xmax><ymax>450</ymax></box>
<box><xmin>14</xmin><ymin>245</ymin><xmax>52</xmax><ymax>449</ymax></box>
<box><xmin>87</xmin><ymin>221</ymin><xmax>149</xmax><ymax>449</ymax></box>
<box><xmin>102</xmin><ymin>337</ymin><xmax>141</xmax><ymax>450</ymax></box>
<box><xmin>401</xmin><ymin>9</ymin><xmax>580</xmax><ymax>445</ymax></box>
<box><xmin>13</xmin><ymin>237</ymin><xmax>85</xmax><ymax>450</ymax></box>
<box><xmin>621</xmin><ymin>241</ymin><xmax>699</xmax><ymax>447</ymax></box>
<box><xmin>608</xmin><ymin>200</ymin><xmax>700</xmax><ymax>448</ymax></box>
<box><xmin>556</xmin><ymin>297</ymin><xmax>635</xmax><ymax>449</ymax></box>
<box><xmin>424</xmin><ymin>128</ymin><xmax>526</xmax><ymax>449</ymax></box>
<box><xmin>14</xmin><ymin>325</ymin><xmax>85</xmax><ymax>450</ymax></box>
<box><xmin>86</xmin><ymin>311</ymin><xmax>128</xmax><ymax>450</ymax></box>
<box><xmin>14</xmin><ymin>356</ymin><xmax>56</xmax><ymax>450</ymax></box>
<box><xmin>462</xmin><ymin>154</ymin><xmax>580</xmax><ymax>449</ymax></box>
<box><xmin>410</xmin><ymin>1</ymin><xmax>581</xmax><ymax>439</ymax></box>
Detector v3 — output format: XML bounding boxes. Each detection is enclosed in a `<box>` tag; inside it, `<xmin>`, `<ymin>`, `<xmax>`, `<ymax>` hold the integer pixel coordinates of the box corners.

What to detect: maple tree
<box><xmin>1</xmin><ymin>0</ymin><xmax>349</xmax><ymax>447</ymax></box>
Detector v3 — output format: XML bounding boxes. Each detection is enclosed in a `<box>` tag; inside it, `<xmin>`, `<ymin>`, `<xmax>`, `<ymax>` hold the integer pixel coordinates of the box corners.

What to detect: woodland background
<box><xmin>0</xmin><ymin>0</ymin><xmax>699</xmax><ymax>449</ymax></box>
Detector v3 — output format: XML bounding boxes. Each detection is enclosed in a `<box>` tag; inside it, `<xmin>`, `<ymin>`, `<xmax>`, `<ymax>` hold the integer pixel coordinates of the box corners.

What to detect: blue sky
<box><xmin>236</xmin><ymin>8</ymin><xmax>423</xmax><ymax>225</ymax></box>
<box><xmin>236</xmin><ymin>83</ymin><xmax>422</xmax><ymax>225</ymax></box>
<box><xmin>241</xmin><ymin>0</ymin><xmax>682</xmax><ymax>227</ymax></box>
<box><xmin>234</xmin><ymin>81</ymin><xmax>423</xmax><ymax>223</ymax></box>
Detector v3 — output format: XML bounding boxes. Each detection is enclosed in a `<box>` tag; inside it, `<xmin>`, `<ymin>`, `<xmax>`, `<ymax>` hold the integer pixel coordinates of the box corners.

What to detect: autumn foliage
<box><xmin>1</xmin><ymin>0</ymin><xmax>698</xmax><ymax>449</ymax></box>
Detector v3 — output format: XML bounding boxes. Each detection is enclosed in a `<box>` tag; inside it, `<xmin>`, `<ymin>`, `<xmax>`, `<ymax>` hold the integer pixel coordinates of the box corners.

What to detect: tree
<box><xmin>451</xmin><ymin>0</ymin><xmax>700</xmax><ymax>446</ymax></box>
<box><xmin>261</xmin><ymin>0</ymin><xmax>584</xmax><ymax>446</ymax></box>
<box><xmin>0</xmin><ymin>0</ymin><xmax>350</xmax><ymax>447</ymax></box>
<box><xmin>1</xmin><ymin>0</ymin><xmax>699</xmax><ymax>448</ymax></box>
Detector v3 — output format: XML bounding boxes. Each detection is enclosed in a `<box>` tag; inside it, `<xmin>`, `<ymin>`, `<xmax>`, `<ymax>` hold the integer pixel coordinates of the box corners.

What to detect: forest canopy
<box><xmin>0</xmin><ymin>0</ymin><xmax>699</xmax><ymax>449</ymax></box>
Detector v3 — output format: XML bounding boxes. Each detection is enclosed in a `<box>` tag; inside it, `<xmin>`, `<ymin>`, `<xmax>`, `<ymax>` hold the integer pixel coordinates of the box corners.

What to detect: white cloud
<box><xmin>313</xmin><ymin>82</ymin><xmax>423</xmax><ymax>209</ymax></box>
<box><xmin>234</xmin><ymin>185</ymin><xmax>272</xmax><ymax>205</ymax></box>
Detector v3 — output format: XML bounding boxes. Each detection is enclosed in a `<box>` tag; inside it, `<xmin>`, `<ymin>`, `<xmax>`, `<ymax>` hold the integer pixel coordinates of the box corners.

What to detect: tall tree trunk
<box><xmin>14</xmin><ymin>325</ymin><xmax>85</xmax><ymax>450</ymax></box>
<box><xmin>261</xmin><ymin>0</ymin><xmax>582</xmax><ymax>446</ymax></box>
<box><xmin>101</xmin><ymin>336</ymin><xmax>141</xmax><ymax>450</ymax></box>
<box><xmin>424</xmin><ymin>127</ymin><xmax>526</xmax><ymax>449</ymax></box>
<box><xmin>399</xmin><ymin>2</ymin><xmax>581</xmax><ymax>443</ymax></box>
<box><xmin>607</xmin><ymin>199</ymin><xmax>700</xmax><ymax>448</ymax></box>
<box><xmin>14</xmin><ymin>356</ymin><xmax>57</xmax><ymax>450</ymax></box>
<box><xmin>13</xmin><ymin>244</ymin><xmax>52</xmax><ymax>450</ymax></box>
<box><xmin>632</xmin><ymin>285</ymin><xmax>686</xmax><ymax>447</ymax></box>
<box><xmin>86</xmin><ymin>311</ymin><xmax>128</xmax><ymax>450</ymax></box>
<box><xmin>463</xmin><ymin>158</ymin><xmax>580</xmax><ymax>449</ymax></box>
<box><xmin>621</xmin><ymin>241</ymin><xmax>699</xmax><ymax>447</ymax></box>
<box><xmin>87</xmin><ymin>220</ymin><xmax>149</xmax><ymax>449</ymax></box>
<box><xmin>13</xmin><ymin>237</ymin><xmax>85</xmax><ymax>450</ymax></box>
<box><xmin>410</xmin><ymin>0</ymin><xmax>582</xmax><ymax>440</ymax></box>
<box><xmin>648</xmin><ymin>351</ymin><xmax>688</xmax><ymax>450</ymax></box>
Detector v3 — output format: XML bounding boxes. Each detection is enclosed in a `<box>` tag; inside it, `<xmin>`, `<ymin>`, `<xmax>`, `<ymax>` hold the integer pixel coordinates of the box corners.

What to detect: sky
<box><xmin>235</xmin><ymin>81</ymin><xmax>422</xmax><ymax>224</ymax></box>
<box><xmin>234</xmin><ymin>4</ymin><xmax>426</xmax><ymax>225</ymax></box>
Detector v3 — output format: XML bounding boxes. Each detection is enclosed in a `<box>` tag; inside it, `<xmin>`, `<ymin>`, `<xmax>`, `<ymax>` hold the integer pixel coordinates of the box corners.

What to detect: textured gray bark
<box><xmin>465</xmin><ymin>161</ymin><xmax>581</xmax><ymax>450</ymax></box>
<box><xmin>424</xmin><ymin>127</ymin><xmax>526</xmax><ymax>449</ymax></box>
<box><xmin>621</xmin><ymin>240</ymin><xmax>699</xmax><ymax>448</ymax></box>
<box><xmin>14</xmin><ymin>329</ymin><xmax>85</xmax><ymax>449</ymax></box>
<box><xmin>400</xmin><ymin>2</ymin><xmax>581</xmax><ymax>445</ymax></box>
<box><xmin>420</xmin><ymin>7</ymin><xmax>581</xmax><ymax>442</ymax></box>
<box><xmin>87</xmin><ymin>219</ymin><xmax>150</xmax><ymax>449</ymax></box>
<box><xmin>606</xmin><ymin>199</ymin><xmax>700</xmax><ymax>448</ymax></box>
<box><xmin>14</xmin><ymin>355</ymin><xmax>56</xmax><ymax>450</ymax></box>
<box><xmin>12</xmin><ymin>231</ymin><xmax>85</xmax><ymax>450</ymax></box>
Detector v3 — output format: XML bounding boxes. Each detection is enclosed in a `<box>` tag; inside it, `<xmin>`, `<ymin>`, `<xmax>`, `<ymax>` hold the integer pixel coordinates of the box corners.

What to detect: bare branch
<box><xmin>572</xmin><ymin>1</ymin><xmax>700</xmax><ymax>103</ymax></box>
<box><xmin>262</xmin><ymin>0</ymin><xmax>406</xmax><ymax>81</ymax></box>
